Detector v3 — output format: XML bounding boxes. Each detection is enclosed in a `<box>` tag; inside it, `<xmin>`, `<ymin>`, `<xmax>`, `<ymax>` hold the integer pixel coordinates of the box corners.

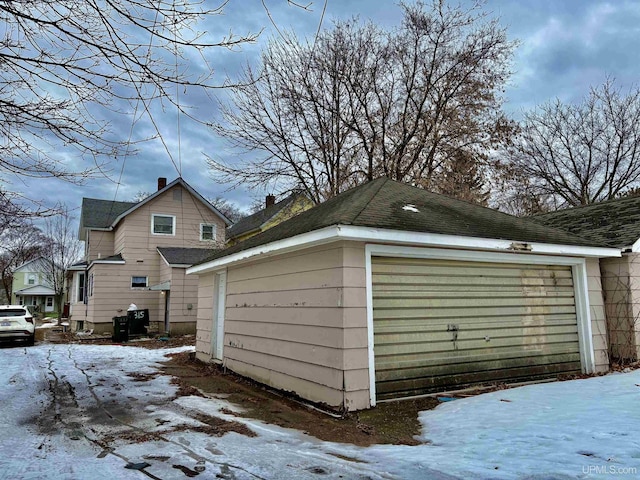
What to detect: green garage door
<box><xmin>372</xmin><ymin>256</ymin><xmax>582</xmax><ymax>400</ymax></box>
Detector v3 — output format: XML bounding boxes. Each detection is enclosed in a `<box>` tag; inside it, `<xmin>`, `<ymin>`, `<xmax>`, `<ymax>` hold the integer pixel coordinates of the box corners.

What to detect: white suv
<box><xmin>0</xmin><ymin>305</ymin><xmax>35</xmax><ymax>346</ymax></box>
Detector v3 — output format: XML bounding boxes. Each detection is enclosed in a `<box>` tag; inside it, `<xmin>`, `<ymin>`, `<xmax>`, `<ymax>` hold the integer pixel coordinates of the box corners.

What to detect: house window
<box><xmin>152</xmin><ymin>214</ymin><xmax>176</xmax><ymax>235</ymax></box>
<box><xmin>46</xmin><ymin>297</ymin><xmax>53</xmax><ymax>308</ymax></box>
<box><xmin>89</xmin><ymin>274</ymin><xmax>94</xmax><ymax>297</ymax></box>
<box><xmin>77</xmin><ymin>273</ymin><xmax>86</xmax><ymax>303</ymax></box>
<box><xmin>26</xmin><ymin>273</ymin><xmax>36</xmax><ymax>285</ymax></box>
<box><xmin>131</xmin><ymin>276</ymin><xmax>148</xmax><ymax>288</ymax></box>
<box><xmin>200</xmin><ymin>223</ymin><xmax>217</xmax><ymax>241</ymax></box>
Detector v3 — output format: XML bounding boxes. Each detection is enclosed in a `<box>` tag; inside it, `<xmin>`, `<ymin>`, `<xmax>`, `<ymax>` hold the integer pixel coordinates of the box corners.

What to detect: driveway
<box><xmin>1</xmin><ymin>342</ymin><xmax>639</xmax><ymax>479</ymax></box>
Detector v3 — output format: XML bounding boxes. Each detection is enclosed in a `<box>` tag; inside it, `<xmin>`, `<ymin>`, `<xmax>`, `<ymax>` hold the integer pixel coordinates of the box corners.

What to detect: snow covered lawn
<box><xmin>1</xmin><ymin>343</ymin><xmax>639</xmax><ymax>479</ymax></box>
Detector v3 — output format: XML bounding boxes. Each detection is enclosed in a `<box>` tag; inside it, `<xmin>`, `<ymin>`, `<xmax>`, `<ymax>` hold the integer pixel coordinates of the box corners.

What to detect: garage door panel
<box><xmin>373</xmin><ymin>304</ymin><xmax>577</xmax><ymax>320</ymax></box>
<box><xmin>373</xmin><ymin>295</ymin><xmax>576</xmax><ymax>309</ymax></box>
<box><xmin>374</xmin><ymin>324</ymin><xmax>579</xmax><ymax>346</ymax></box>
<box><xmin>374</xmin><ymin>333</ymin><xmax>580</xmax><ymax>356</ymax></box>
<box><xmin>372</xmin><ymin>262</ymin><xmax>573</xmax><ymax>278</ymax></box>
<box><xmin>375</xmin><ymin>343</ymin><xmax>583</xmax><ymax>372</ymax></box>
<box><xmin>375</xmin><ymin>361</ymin><xmax>581</xmax><ymax>399</ymax></box>
<box><xmin>372</xmin><ymin>256</ymin><xmax>582</xmax><ymax>399</ymax></box>
<box><xmin>374</xmin><ymin>313</ymin><xmax>579</xmax><ymax>330</ymax></box>
<box><xmin>375</xmin><ymin>352</ymin><xmax>581</xmax><ymax>382</ymax></box>
<box><xmin>372</xmin><ymin>275</ymin><xmax>575</xmax><ymax>288</ymax></box>
<box><xmin>373</xmin><ymin>288</ymin><xmax>575</xmax><ymax>298</ymax></box>
<box><xmin>375</xmin><ymin>317</ymin><xmax>579</xmax><ymax>333</ymax></box>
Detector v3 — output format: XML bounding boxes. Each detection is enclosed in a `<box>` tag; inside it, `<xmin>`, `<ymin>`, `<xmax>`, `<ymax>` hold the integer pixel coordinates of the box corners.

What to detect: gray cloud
<box><xmin>7</xmin><ymin>0</ymin><xmax>640</xmax><ymax>218</ymax></box>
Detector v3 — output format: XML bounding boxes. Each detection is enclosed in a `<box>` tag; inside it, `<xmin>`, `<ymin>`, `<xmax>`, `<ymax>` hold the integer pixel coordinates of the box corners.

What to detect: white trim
<box><xmin>89</xmin><ymin>260</ymin><xmax>125</xmax><ymax>266</ymax></box>
<box><xmin>630</xmin><ymin>237</ymin><xmax>640</xmax><ymax>253</ymax></box>
<box><xmin>187</xmin><ymin>225</ymin><xmax>621</xmax><ymax>275</ymax></box>
<box><xmin>200</xmin><ymin>223</ymin><xmax>217</xmax><ymax>242</ymax></box>
<box><xmin>364</xmin><ymin>244</ymin><xmax>597</xmax><ymax>405</ymax></box>
<box><xmin>131</xmin><ymin>275</ymin><xmax>149</xmax><ymax>289</ymax></box>
<box><xmin>151</xmin><ymin>213</ymin><xmax>176</xmax><ymax>236</ymax></box>
<box><xmin>364</xmin><ymin>249</ymin><xmax>376</xmax><ymax>407</ymax></box>
<box><xmin>212</xmin><ymin>270</ymin><xmax>227</xmax><ymax>361</ymax></box>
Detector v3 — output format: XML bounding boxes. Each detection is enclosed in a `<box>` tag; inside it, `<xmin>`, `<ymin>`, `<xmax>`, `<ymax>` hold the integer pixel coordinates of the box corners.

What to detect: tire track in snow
<box><xmin>64</xmin><ymin>344</ymin><xmax>268</xmax><ymax>480</ymax></box>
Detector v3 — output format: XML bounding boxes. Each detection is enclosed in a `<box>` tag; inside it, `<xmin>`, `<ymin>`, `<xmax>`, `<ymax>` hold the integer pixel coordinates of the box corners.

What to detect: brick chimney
<box><xmin>265</xmin><ymin>194</ymin><xmax>276</xmax><ymax>208</ymax></box>
<box><xmin>157</xmin><ymin>177</ymin><xmax>167</xmax><ymax>191</ymax></box>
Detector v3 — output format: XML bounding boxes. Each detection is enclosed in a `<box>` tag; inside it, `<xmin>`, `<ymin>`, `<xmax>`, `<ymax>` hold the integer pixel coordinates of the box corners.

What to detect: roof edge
<box><xmin>187</xmin><ymin>225</ymin><xmax>621</xmax><ymax>275</ymax></box>
<box><xmin>109</xmin><ymin>178</ymin><xmax>232</xmax><ymax>229</ymax></box>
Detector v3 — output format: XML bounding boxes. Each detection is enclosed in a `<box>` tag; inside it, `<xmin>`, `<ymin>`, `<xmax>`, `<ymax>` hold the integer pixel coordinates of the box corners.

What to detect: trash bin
<box><xmin>128</xmin><ymin>309</ymin><xmax>149</xmax><ymax>335</ymax></box>
<box><xmin>112</xmin><ymin>316</ymin><xmax>129</xmax><ymax>342</ymax></box>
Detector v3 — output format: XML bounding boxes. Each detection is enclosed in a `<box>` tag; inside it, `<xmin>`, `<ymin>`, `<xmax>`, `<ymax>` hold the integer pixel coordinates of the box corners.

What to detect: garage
<box><xmin>372</xmin><ymin>255</ymin><xmax>583</xmax><ymax>400</ymax></box>
<box><xmin>191</xmin><ymin>178</ymin><xmax>616</xmax><ymax>411</ymax></box>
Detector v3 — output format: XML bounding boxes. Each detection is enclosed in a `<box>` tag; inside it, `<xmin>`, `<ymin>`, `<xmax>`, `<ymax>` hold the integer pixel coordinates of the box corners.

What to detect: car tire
<box><xmin>26</xmin><ymin>334</ymin><xmax>35</xmax><ymax>346</ymax></box>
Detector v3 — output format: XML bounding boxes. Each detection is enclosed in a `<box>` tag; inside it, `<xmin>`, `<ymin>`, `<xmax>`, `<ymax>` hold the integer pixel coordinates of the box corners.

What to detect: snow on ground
<box><xmin>1</xmin><ymin>343</ymin><xmax>639</xmax><ymax>479</ymax></box>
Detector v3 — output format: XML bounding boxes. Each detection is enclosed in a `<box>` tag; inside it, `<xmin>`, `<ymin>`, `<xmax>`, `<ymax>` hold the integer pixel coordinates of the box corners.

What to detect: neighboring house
<box><xmin>12</xmin><ymin>258</ymin><xmax>58</xmax><ymax>313</ymax></box>
<box><xmin>69</xmin><ymin>177</ymin><xmax>230</xmax><ymax>334</ymax></box>
<box><xmin>187</xmin><ymin>178</ymin><xmax>619</xmax><ymax>412</ymax></box>
<box><xmin>226</xmin><ymin>192</ymin><xmax>313</xmax><ymax>245</ymax></box>
<box><xmin>534</xmin><ymin>196</ymin><xmax>640</xmax><ymax>362</ymax></box>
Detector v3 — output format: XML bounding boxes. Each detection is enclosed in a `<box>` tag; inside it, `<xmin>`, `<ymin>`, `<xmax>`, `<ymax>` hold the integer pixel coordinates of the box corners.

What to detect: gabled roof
<box><xmin>227</xmin><ymin>192</ymin><xmax>310</xmax><ymax>240</ymax></box>
<box><xmin>78</xmin><ymin>178</ymin><xmax>231</xmax><ymax>240</ymax></box>
<box><xmin>532</xmin><ymin>195</ymin><xmax>640</xmax><ymax>250</ymax></box>
<box><xmin>194</xmin><ymin>178</ymin><xmax>608</xmax><ymax>267</ymax></box>
<box><xmin>157</xmin><ymin>247</ymin><xmax>216</xmax><ymax>267</ymax></box>
<box><xmin>14</xmin><ymin>257</ymin><xmax>47</xmax><ymax>272</ymax></box>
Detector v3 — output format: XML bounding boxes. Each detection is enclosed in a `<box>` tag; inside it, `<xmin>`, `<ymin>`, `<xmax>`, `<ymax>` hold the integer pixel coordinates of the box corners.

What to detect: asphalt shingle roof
<box><xmin>532</xmin><ymin>196</ymin><xmax>640</xmax><ymax>249</ymax></box>
<box><xmin>81</xmin><ymin>198</ymin><xmax>137</xmax><ymax>229</ymax></box>
<box><xmin>158</xmin><ymin>247</ymin><xmax>217</xmax><ymax>266</ymax></box>
<box><xmin>196</xmin><ymin>178</ymin><xmax>604</xmax><ymax>266</ymax></box>
<box><xmin>227</xmin><ymin>193</ymin><xmax>307</xmax><ymax>239</ymax></box>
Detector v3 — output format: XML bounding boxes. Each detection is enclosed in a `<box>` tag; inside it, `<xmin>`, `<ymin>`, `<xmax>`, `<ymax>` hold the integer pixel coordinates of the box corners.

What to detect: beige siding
<box><xmin>585</xmin><ymin>257</ymin><xmax>609</xmax><ymax>371</ymax></box>
<box><xmin>87</xmin><ymin>231</ymin><xmax>114</xmax><ymax>262</ymax></box>
<box><xmin>195</xmin><ymin>272</ymin><xmax>215</xmax><ymax>360</ymax></box>
<box><xmin>600</xmin><ymin>255</ymin><xmax>639</xmax><ymax>362</ymax></box>
<box><xmin>115</xmin><ymin>184</ymin><xmax>225</xmax><ymax>259</ymax></box>
<box><xmin>84</xmin><ymin>184</ymin><xmax>223</xmax><ymax>331</ymax></box>
<box><xmin>86</xmin><ymin>263</ymin><xmax>161</xmax><ymax>329</ymax></box>
<box><xmin>196</xmin><ymin>241</ymin><xmax>369</xmax><ymax>411</ymax></box>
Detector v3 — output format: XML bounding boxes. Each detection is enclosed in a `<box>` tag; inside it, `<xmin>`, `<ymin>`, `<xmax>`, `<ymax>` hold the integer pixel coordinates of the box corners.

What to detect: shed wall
<box><xmin>195</xmin><ymin>241</ymin><xmax>369</xmax><ymax>411</ymax></box>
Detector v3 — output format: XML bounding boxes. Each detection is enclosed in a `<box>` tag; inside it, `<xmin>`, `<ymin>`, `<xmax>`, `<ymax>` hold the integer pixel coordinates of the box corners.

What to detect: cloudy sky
<box><xmin>8</xmin><ymin>0</ymin><xmax>640</xmax><ymax>219</ymax></box>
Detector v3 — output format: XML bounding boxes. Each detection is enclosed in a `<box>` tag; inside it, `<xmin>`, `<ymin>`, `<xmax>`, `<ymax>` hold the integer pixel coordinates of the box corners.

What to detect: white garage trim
<box><xmin>365</xmin><ymin>244</ymin><xmax>596</xmax><ymax>407</ymax></box>
<box><xmin>188</xmin><ymin>225</ymin><xmax>620</xmax><ymax>275</ymax></box>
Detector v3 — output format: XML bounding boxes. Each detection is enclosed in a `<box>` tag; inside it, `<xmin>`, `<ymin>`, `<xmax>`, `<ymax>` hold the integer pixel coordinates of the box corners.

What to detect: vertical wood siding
<box><xmin>372</xmin><ymin>257</ymin><xmax>582</xmax><ymax>399</ymax></box>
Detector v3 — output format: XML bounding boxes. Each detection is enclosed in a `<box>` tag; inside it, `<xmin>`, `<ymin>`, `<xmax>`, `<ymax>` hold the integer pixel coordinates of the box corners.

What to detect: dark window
<box><xmin>131</xmin><ymin>276</ymin><xmax>148</xmax><ymax>288</ymax></box>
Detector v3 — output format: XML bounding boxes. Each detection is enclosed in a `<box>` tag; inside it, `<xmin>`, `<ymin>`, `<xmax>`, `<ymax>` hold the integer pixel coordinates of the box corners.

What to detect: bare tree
<box><xmin>0</xmin><ymin>0</ymin><xmax>266</xmax><ymax>217</ymax></box>
<box><xmin>210</xmin><ymin>0</ymin><xmax>516</xmax><ymax>202</ymax></box>
<box><xmin>506</xmin><ymin>79</ymin><xmax>640</xmax><ymax>207</ymax></box>
<box><xmin>430</xmin><ymin>149</ymin><xmax>490</xmax><ymax>205</ymax></box>
<box><xmin>0</xmin><ymin>221</ymin><xmax>49</xmax><ymax>303</ymax></box>
<box><xmin>208</xmin><ymin>196</ymin><xmax>247</xmax><ymax>224</ymax></box>
<box><xmin>38</xmin><ymin>208</ymin><xmax>83</xmax><ymax>319</ymax></box>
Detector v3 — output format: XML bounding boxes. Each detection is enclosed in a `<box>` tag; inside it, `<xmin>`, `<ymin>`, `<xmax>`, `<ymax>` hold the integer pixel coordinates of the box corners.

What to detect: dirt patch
<box><xmin>40</xmin><ymin>328</ymin><xmax>196</xmax><ymax>349</ymax></box>
<box><xmin>170</xmin><ymin>377</ymin><xmax>206</xmax><ymax>399</ymax></box>
<box><xmin>162</xmin><ymin>352</ymin><xmax>439</xmax><ymax>446</ymax></box>
<box><xmin>127</xmin><ymin>372</ymin><xmax>160</xmax><ymax>382</ymax></box>
<box><xmin>171</xmin><ymin>413</ymin><xmax>256</xmax><ymax>438</ymax></box>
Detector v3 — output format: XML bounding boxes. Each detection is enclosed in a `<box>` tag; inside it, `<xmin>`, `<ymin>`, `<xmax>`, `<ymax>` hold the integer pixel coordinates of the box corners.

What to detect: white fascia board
<box><xmin>187</xmin><ymin>225</ymin><xmax>620</xmax><ymax>275</ymax></box>
<box><xmin>89</xmin><ymin>260</ymin><xmax>125</xmax><ymax>267</ymax></box>
<box><xmin>629</xmin><ymin>237</ymin><xmax>640</xmax><ymax>253</ymax></box>
<box><xmin>337</xmin><ymin>226</ymin><xmax>621</xmax><ymax>259</ymax></box>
